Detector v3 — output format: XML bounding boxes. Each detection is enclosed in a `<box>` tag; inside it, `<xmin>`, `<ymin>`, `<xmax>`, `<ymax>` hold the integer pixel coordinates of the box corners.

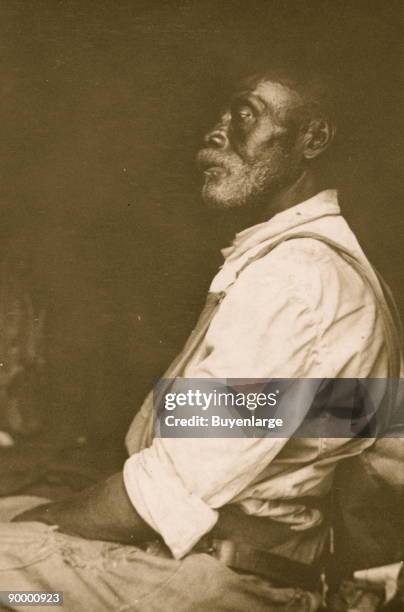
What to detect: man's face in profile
<box><xmin>197</xmin><ymin>78</ymin><xmax>306</xmax><ymax>209</ymax></box>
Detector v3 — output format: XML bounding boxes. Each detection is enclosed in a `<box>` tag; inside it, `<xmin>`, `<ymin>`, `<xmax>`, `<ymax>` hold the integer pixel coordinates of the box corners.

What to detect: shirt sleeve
<box><xmin>123</xmin><ymin>249</ymin><xmax>322</xmax><ymax>559</ymax></box>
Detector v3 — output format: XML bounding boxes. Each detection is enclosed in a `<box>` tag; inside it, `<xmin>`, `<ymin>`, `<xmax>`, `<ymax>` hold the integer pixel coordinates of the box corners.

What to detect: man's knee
<box><xmin>0</xmin><ymin>520</ymin><xmax>55</xmax><ymax>572</ymax></box>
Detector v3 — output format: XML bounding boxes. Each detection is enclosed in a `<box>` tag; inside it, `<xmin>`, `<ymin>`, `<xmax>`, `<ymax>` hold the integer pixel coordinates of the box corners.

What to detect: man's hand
<box><xmin>12</xmin><ymin>471</ymin><xmax>155</xmax><ymax>545</ymax></box>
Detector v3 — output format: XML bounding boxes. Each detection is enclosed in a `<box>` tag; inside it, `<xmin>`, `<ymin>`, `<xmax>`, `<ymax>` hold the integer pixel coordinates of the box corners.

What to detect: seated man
<box><xmin>0</xmin><ymin>68</ymin><xmax>400</xmax><ymax>611</ymax></box>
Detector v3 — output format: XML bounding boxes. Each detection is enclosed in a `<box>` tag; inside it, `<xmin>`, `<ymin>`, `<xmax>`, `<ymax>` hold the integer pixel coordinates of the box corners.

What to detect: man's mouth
<box><xmin>197</xmin><ymin>150</ymin><xmax>229</xmax><ymax>180</ymax></box>
<box><xmin>203</xmin><ymin>165</ymin><xmax>227</xmax><ymax>179</ymax></box>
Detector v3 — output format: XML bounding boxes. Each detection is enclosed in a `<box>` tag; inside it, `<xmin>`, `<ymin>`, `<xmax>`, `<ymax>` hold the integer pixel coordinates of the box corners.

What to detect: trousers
<box><xmin>0</xmin><ymin>496</ymin><xmax>321</xmax><ymax>612</ymax></box>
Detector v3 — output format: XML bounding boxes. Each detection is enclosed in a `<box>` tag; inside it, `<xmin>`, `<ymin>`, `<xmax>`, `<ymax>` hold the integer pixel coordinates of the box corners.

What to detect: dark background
<box><xmin>0</xmin><ymin>0</ymin><xmax>402</xmax><ymax>446</ymax></box>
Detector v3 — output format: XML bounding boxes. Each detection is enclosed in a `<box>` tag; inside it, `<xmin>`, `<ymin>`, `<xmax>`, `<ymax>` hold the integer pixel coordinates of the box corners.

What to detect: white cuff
<box><xmin>123</xmin><ymin>448</ymin><xmax>218</xmax><ymax>559</ymax></box>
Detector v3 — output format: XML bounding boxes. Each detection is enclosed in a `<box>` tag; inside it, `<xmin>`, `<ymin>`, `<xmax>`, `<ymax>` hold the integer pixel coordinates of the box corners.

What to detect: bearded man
<box><xmin>0</xmin><ymin>70</ymin><xmax>400</xmax><ymax>612</ymax></box>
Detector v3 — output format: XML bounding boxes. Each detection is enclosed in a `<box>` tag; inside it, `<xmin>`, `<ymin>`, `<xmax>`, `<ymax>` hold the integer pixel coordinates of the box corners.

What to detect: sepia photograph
<box><xmin>0</xmin><ymin>1</ymin><xmax>403</xmax><ymax>610</ymax></box>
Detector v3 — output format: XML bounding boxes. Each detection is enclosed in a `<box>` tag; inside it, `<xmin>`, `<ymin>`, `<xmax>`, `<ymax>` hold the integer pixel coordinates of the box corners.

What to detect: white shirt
<box><xmin>123</xmin><ymin>190</ymin><xmax>388</xmax><ymax>560</ymax></box>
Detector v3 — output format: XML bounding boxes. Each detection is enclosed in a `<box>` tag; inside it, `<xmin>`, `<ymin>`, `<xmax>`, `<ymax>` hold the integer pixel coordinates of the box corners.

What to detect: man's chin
<box><xmin>201</xmin><ymin>183</ymin><xmax>248</xmax><ymax>210</ymax></box>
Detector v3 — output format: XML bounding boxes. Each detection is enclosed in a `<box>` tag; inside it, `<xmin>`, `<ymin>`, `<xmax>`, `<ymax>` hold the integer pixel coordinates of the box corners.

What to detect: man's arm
<box><xmin>12</xmin><ymin>247</ymin><xmax>320</xmax><ymax>556</ymax></box>
<box><xmin>12</xmin><ymin>471</ymin><xmax>155</xmax><ymax>545</ymax></box>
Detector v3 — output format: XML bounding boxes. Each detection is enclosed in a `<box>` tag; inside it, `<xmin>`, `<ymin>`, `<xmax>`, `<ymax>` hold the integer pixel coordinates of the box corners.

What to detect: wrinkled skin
<box><xmin>196</xmin><ymin>79</ymin><xmax>309</xmax><ymax>209</ymax></box>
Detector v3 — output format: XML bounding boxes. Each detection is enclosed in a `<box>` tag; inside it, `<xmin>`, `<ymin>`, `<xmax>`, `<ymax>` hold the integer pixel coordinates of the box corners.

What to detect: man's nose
<box><xmin>204</xmin><ymin>115</ymin><xmax>230</xmax><ymax>148</ymax></box>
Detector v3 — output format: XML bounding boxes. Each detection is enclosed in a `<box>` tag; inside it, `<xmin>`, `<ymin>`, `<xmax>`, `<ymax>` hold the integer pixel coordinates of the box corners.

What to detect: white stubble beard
<box><xmin>201</xmin><ymin>144</ymin><xmax>297</xmax><ymax>210</ymax></box>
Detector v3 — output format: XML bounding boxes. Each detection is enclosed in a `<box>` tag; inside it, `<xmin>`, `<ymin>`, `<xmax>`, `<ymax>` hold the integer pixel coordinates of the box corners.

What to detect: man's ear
<box><xmin>302</xmin><ymin>118</ymin><xmax>336</xmax><ymax>160</ymax></box>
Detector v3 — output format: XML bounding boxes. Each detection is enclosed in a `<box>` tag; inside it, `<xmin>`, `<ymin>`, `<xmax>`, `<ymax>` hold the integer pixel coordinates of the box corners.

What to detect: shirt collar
<box><xmin>221</xmin><ymin>189</ymin><xmax>340</xmax><ymax>261</ymax></box>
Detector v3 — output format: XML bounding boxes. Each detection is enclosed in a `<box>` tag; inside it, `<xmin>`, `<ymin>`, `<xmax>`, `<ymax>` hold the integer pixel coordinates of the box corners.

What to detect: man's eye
<box><xmin>233</xmin><ymin>107</ymin><xmax>254</xmax><ymax>123</ymax></box>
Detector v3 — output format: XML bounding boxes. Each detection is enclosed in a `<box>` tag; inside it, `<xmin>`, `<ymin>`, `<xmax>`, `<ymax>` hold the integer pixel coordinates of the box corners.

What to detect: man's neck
<box><xmin>209</xmin><ymin>169</ymin><xmax>331</xmax><ymax>244</ymax></box>
<box><xmin>257</xmin><ymin>169</ymin><xmax>322</xmax><ymax>223</ymax></box>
